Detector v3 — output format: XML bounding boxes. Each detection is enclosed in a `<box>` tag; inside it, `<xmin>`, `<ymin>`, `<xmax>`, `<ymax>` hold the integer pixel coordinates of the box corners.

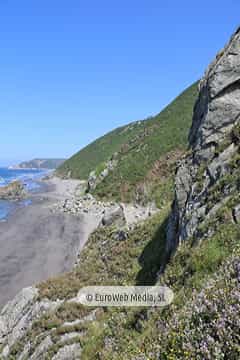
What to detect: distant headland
<box><xmin>9</xmin><ymin>158</ymin><xmax>66</xmax><ymax>170</ymax></box>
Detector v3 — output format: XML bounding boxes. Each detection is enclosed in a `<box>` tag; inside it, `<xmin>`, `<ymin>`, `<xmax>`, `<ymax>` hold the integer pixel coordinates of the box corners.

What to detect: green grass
<box><xmin>57</xmin><ymin>82</ymin><xmax>198</xmax><ymax>203</ymax></box>
<box><xmin>8</xmin><ymin>166</ymin><xmax>174</xmax><ymax>359</ymax></box>
<box><xmin>76</xmin><ymin>221</ymin><xmax>240</xmax><ymax>360</ymax></box>
<box><xmin>8</xmin><ymin>79</ymin><xmax>240</xmax><ymax>359</ymax></box>
<box><xmin>38</xmin><ymin>208</ymin><xmax>170</xmax><ymax>301</ymax></box>
<box><xmin>9</xmin><ymin>139</ymin><xmax>240</xmax><ymax>359</ymax></box>
<box><xmin>12</xmin><ymin>199</ymin><xmax>171</xmax><ymax>358</ymax></box>
<box><xmin>35</xmin><ymin>166</ymin><xmax>239</xmax><ymax>359</ymax></box>
<box><xmin>57</xmin><ymin>121</ymin><xmax>149</xmax><ymax>179</ymax></box>
<box><xmin>12</xmin><ymin>216</ymin><xmax>240</xmax><ymax>359</ymax></box>
<box><xmin>93</xmin><ymin>83</ymin><xmax>198</xmax><ymax>201</ymax></box>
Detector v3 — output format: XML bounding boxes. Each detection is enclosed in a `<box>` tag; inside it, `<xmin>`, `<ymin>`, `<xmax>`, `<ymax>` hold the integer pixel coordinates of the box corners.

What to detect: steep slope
<box><xmin>57</xmin><ymin>121</ymin><xmax>148</xmax><ymax>179</ymax></box>
<box><xmin>57</xmin><ymin>82</ymin><xmax>198</xmax><ymax>203</ymax></box>
<box><xmin>167</xmin><ymin>26</ymin><xmax>240</xmax><ymax>251</ymax></box>
<box><xmin>94</xmin><ymin>82</ymin><xmax>198</xmax><ymax>202</ymax></box>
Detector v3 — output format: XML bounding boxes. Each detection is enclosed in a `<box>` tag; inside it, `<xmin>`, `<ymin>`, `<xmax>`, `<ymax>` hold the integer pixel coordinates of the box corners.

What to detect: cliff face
<box><xmin>167</xmin><ymin>27</ymin><xmax>240</xmax><ymax>250</ymax></box>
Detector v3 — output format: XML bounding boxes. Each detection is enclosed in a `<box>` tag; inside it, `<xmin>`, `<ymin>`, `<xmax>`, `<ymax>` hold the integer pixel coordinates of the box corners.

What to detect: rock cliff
<box><xmin>167</xmin><ymin>27</ymin><xmax>240</xmax><ymax>252</ymax></box>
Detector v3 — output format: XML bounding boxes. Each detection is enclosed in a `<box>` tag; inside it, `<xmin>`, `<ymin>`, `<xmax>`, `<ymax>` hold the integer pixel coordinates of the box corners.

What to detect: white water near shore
<box><xmin>0</xmin><ymin>167</ymin><xmax>50</xmax><ymax>220</ymax></box>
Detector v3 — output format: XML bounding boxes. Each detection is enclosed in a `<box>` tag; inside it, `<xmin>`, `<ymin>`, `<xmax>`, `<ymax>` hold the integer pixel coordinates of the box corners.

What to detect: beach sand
<box><xmin>0</xmin><ymin>177</ymin><xmax>99</xmax><ymax>309</ymax></box>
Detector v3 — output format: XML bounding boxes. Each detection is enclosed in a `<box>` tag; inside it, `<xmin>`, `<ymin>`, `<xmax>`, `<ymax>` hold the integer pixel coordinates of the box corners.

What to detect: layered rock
<box><xmin>0</xmin><ymin>286</ymin><xmax>98</xmax><ymax>359</ymax></box>
<box><xmin>167</xmin><ymin>27</ymin><xmax>240</xmax><ymax>252</ymax></box>
<box><xmin>0</xmin><ymin>287</ymin><xmax>62</xmax><ymax>359</ymax></box>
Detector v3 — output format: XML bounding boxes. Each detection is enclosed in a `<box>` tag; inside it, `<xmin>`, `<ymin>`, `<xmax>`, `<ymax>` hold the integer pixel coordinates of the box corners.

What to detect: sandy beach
<box><xmin>0</xmin><ymin>177</ymin><xmax>100</xmax><ymax>309</ymax></box>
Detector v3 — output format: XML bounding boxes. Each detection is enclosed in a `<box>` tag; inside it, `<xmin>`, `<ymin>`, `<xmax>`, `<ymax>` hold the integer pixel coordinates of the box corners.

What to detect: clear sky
<box><xmin>0</xmin><ymin>0</ymin><xmax>239</xmax><ymax>165</ymax></box>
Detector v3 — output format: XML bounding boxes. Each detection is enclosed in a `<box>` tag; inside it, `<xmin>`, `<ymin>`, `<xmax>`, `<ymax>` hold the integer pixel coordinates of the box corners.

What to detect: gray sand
<box><xmin>0</xmin><ymin>179</ymin><xmax>99</xmax><ymax>310</ymax></box>
<box><xmin>0</xmin><ymin>177</ymin><xmax>155</xmax><ymax>310</ymax></box>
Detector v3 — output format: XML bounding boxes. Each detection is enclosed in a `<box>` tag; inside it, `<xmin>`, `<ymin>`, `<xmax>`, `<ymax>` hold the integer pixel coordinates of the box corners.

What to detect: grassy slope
<box><xmin>94</xmin><ymin>82</ymin><xmax>198</xmax><ymax>201</ymax></box>
<box><xmin>57</xmin><ymin>82</ymin><xmax>198</xmax><ymax>202</ymax></box>
<box><xmin>57</xmin><ymin>121</ymin><xmax>149</xmax><ymax>179</ymax></box>
<box><xmin>12</xmin><ymin>159</ymin><xmax>240</xmax><ymax>359</ymax></box>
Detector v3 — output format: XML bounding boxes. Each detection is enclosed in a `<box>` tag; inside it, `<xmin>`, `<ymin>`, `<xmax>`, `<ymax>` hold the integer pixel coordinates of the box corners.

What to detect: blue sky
<box><xmin>0</xmin><ymin>0</ymin><xmax>239</xmax><ymax>165</ymax></box>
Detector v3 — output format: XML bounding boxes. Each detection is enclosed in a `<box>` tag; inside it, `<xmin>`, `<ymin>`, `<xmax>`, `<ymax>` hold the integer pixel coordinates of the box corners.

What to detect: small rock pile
<box><xmin>52</xmin><ymin>193</ymin><xmax>105</xmax><ymax>217</ymax></box>
<box><xmin>51</xmin><ymin>193</ymin><xmax>158</xmax><ymax>230</ymax></box>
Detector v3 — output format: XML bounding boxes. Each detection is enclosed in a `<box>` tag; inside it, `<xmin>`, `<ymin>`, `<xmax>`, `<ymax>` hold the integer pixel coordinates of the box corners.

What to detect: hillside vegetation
<box><xmin>11</xmin><ymin>151</ymin><xmax>240</xmax><ymax>359</ymax></box>
<box><xmin>58</xmin><ymin>82</ymin><xmax>198</xmax><ymax>202</ymax></box>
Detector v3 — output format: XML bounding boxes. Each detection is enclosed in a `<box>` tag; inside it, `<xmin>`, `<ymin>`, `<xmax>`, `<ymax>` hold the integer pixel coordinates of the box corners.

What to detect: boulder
<box><xmin>52</xmin><ymin>344</ymin><xmax>81</xmax><ymax>360</ymax></box>
<box><xmin>87</xmin><ymin>171</ymin><xmax>97</xmax><ymax>191</ymax></box>
<box><xmin>102</xmin><ymin>205</ymin><xmax>126</xmax><ymax>227</ymax></box>
<box><xmin>100</xmin><ymin>168</ymin><xmax>109</xmax><ymax>180</ymax></box>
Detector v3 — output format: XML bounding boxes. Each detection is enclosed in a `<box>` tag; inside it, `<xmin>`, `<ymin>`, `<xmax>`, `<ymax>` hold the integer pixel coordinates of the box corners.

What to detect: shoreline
<box><xmin>0</xmin><ymin>176</ymin><xmax>100</xmax><ymax>310</ymax></box>
<box><xmin>0</xmin><ymin>169</ymin><xmax>51</xmax><ymax>221</ymax></box>
<box><xmin>0</xmin><ymin>175</ymin><xmax>158</xmax><ymax>310</ymax></box>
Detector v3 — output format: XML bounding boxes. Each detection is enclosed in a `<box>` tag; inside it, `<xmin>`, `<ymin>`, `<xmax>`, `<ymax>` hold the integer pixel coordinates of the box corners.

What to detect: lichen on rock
<box><xmin>167</xmin><ymin>27</ymin><xmax>240</xmax><ymax>250</ymax></box>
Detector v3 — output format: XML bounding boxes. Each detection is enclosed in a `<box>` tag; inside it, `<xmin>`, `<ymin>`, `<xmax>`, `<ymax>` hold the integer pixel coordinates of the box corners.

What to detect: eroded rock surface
<box><xmin>0</xmin><ymin>287</ymin><xmax>62</xmax><ymax>358</ymax></box>
<box><xmin>101</xmin><ymin>204</ymin><xmax>126</xmax><ymax>227</ymax></box>
<box><xmin>167</xmin><ymin>27</ymin><xmax>240</xmax><ymax>251</ymax></box>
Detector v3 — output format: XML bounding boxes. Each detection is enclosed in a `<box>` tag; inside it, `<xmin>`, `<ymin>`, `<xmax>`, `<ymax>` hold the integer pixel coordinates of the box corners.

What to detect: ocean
<box><xmin>0</xmin><ymin>168</ymin><xmax>49</xmax><ymax>220</ymax></box>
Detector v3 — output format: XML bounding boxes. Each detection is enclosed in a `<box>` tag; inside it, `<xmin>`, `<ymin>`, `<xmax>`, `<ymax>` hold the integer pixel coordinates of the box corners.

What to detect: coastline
<box><xmin>0</xmin><ymin>175</ymin><xmax>157</xmax><ymax>310</ymax></box>
<box><xmin>0</xmin><ymin>176</ymin><xmax>100</xmax><ymax>310</ymax></box>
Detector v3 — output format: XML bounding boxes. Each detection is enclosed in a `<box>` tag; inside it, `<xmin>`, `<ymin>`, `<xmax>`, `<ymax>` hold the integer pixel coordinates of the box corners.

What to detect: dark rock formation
<box><xmin>0</xmin><ymin>181</ymin><xmax>27</xmax><ymax>200</ymax></box>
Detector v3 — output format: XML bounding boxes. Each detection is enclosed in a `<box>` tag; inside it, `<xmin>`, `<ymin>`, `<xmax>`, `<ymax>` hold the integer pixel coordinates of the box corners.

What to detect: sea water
<box><xmin>0</xmin><ymin>168</ymin><xmax>49</xmax><ymax>220</ymax></box>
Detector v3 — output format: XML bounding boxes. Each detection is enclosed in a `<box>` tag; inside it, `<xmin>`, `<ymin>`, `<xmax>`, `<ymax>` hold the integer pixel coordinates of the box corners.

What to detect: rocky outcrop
<box><xmin>101</xmin><ymin>204</ymin><xmax>126</xmax><ymax>227</ymax></box>
<box><xmin>233</xmin><ymin>204</ymin><xmax>240</xmax><ymax>223</ymax></box>
<box><xmin>167</xmin><ymin>27</ymin><xmax>240</xmax><ymax>252</ymax></box>
<box><xmin>52</xmin><ymin>344</ymin><xmax>82</xmax><ymax>360</ymax></box>
<box><xmin>87</xmin><ymin>153</ymin><xmax>118</xmax><ymax>192</ymax></box>
<box><xmin>0</xmin><ymin>181</ymin><xmax>27</xmax><ymax>200</ymax></box>
<box><xmin>0</xmin><ymin>287</ymin><xmax>62</xmax><ymax>358</ymax></box>
<box><xmin>53</xmin><ymin>193</ymin><xmax>158</xmax><ymax>229</ymax></box>
<box><xmin>0</xmin><ymin>284</ymin><xmax>100</xmax><ymax>359</ymax></box>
